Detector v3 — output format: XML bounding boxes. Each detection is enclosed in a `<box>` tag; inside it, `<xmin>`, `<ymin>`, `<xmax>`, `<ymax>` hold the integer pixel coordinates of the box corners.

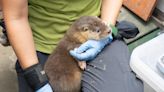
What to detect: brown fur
<box><xmin>44</xmin><ymin>16</ymin><xmax>111</xmax><ymax>92</ymax></box>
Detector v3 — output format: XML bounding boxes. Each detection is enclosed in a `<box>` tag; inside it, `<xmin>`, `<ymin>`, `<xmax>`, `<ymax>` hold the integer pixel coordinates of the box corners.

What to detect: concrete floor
<box><xmin>0</xmin><ymin>45</ymin><xmax>18</xmax><ymax>92</ymax></box>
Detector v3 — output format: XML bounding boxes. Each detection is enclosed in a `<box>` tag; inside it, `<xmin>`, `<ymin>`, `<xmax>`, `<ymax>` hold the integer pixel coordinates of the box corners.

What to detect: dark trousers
<box><xmin>15</xmin><ymin>40</ymin><xmax>143</xmax><ymax>92</ymax></box>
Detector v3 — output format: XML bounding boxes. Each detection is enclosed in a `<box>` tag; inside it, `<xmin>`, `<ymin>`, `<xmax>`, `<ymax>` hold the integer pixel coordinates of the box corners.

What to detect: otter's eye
<box><xmin>97</xmin><ymin>30</ymin><xmax>100</xmax><ymax>33</ymax></box>
<box><xmin>83</xmin><ymin>26</ymin><xmax>89</xmax><ymax>31</ymax></box>
<box><xmin>95</xmin><ymin>27</ymin><xmax>100</xmax><ymax>33</ymax></box>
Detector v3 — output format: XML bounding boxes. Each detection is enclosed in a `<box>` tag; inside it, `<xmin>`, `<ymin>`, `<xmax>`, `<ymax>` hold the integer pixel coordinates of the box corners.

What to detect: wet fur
<box><xmin>44</xmin><ymin>16</ymin><xmax>110</xmax><ymax>92</ymax></box>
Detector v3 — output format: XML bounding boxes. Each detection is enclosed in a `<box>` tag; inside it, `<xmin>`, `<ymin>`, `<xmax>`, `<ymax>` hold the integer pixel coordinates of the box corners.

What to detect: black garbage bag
<box><xmin>116</xmin><ymin>21</ymin><xmax>139</xmax><ymax>39</ymax></box>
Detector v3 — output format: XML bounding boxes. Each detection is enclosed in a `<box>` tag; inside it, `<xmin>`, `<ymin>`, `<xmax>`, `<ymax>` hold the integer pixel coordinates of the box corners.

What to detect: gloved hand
<box><xmin>36</xmin><ymin>83</ymin><xmax>53</xmax><ymax>92</ymax></box>
<box><xmin>70</xmin><ymin>33</ymin><xmax>113</xmax><ymax>61</ymax></box>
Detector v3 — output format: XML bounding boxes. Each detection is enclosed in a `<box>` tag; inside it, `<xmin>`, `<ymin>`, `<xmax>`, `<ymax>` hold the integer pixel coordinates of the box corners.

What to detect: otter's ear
<box><xmin>83</xmin><ymin>26</ymin><xmax>89</xmax><ymax>31</ymax></box>
<box><xmin>78</xmin><ymin>24</ymin><xmax>89</xmax><ymax>31</ymax></box>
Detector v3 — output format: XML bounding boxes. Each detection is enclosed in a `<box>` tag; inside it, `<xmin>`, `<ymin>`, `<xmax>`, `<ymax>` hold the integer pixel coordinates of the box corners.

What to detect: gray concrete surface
<box><xmin>0</xmin><ymin>39</ymin><xmax>18</xmax><ymax>92</ymax></box>
<box><xmin>118</xmin><ymin>7</ymin><xmax>158</xmax><ymax>44</ymax></box>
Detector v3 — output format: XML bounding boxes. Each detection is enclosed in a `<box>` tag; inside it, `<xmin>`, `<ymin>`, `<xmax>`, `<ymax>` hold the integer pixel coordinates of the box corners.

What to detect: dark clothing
<box><xmin>81</xmin><ymin>40</ymin><xmax>143</xmax><ymax>92</ymax></box>
<box><xmin>15</xmin><ymin>40</ymin><xmax>143</xmax><ymax>92</ymax></box>
<box><xmin>15</xmin><ymin>51</ymin><xmax>49</xmax><ymax>92</ymax></box>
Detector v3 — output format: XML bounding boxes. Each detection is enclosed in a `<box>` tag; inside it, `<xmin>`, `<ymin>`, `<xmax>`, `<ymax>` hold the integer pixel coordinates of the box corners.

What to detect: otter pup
<box><xmin>44</xmin><ymin>16</ymin><xmax>111</xmax><ymax>92</ymax></box>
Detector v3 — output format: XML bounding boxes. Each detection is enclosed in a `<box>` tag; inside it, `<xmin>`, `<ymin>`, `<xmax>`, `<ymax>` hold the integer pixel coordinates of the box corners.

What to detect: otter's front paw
<box><xmin>78</xmin><ymin>61</ymin><xmax>86</xmax><ymax>70</ymax></box>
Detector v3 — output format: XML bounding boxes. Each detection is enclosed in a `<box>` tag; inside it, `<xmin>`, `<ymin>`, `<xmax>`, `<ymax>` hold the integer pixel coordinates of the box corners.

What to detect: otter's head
<box><xmin>66</xmin><ymin>16</ymin><xmax>111</xmax><ymax>43</ymax></box>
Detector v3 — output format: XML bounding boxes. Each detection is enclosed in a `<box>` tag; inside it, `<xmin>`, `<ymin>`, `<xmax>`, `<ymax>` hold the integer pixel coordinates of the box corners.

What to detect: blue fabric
<box><xmin>70</xmin><ymin>34</ymin><xmax>113</xmax><ymax>61</ymax></box>
<box><xmin>36</xmin><ymin>84</ymin><xmax>53</xmax><ymax>92</ymax></box>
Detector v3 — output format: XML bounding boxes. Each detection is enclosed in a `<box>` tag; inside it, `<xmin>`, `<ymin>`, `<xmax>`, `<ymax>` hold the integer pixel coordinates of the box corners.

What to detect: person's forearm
<box><xmin>6</xmin><ymin>19</ymin><xmax>38</xmax><ymax>69</ymax></box>
<box><xmin>2</xmin><ymin>0</ymin><xmax>38</xmax><ymax>69</ymax></box>
<box><xmin>101</xmin><ymin>0</ymin><xmax>123</xmax><ymax>25</ymax></box>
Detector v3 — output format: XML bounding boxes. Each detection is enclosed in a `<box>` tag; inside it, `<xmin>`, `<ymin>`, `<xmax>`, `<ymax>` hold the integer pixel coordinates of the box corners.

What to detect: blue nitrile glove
<box><xmin>36</xmin><ymin>83</ymin><xmax>53</xmax><ymax>92</ymax></box>
<box><xmin>70</xmin><ymin>33</ymin><xmax>113</xmax><ymax>61</ymax></box>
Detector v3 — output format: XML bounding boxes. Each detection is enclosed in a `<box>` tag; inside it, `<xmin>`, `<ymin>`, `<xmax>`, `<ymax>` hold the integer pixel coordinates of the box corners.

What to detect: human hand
<box><xmin>69</xmin><ymin>33</ymin><xmax>113</xmax><ymax>61</ymax></box>
<box><xmin>36</xmin><ymin>83</ymin><xmax>53</xmax><ymax>92</ymax></box>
